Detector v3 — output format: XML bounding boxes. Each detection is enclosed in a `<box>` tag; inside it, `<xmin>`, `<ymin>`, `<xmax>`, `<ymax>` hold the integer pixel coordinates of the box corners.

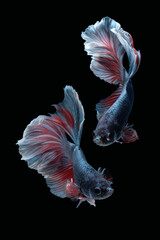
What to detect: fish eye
<box><xmin>94</xmin><ymin>187</ymin><xmax>101</xmax><ymax>195</ymax></box>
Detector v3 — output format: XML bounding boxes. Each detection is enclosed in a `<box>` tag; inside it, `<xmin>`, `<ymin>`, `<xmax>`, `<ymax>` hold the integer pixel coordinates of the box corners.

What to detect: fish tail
<box><xmin>17</xmin><ymin>86</ymin><xmax>84</xmax><ymax>200</ymax></box>
<box><xmin>111</xmin><ymin>28</ymin><xmax>141</xmax><ymax>79</ymax></box>
<box><xmin>82</xmin><ymin>17</ymin><xmax>141</xmax><ymax>84</ymax></box>
<box><xmin>82</xmin><ymin>17</ymin><xmax>126</xmax><ymax>85</ymax></box>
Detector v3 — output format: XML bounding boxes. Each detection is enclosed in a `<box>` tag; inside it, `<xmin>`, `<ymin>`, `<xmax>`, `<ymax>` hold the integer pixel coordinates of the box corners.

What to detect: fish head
<box><xmin>93</xmin><ymin>128</ymin><xmax>116</xmax><ymax>146</ymax></box>
<box><xmin>89</xmin><ymin>177</ymin><xmax>114</xmax><ymax>200</ymax></box>
<box><xmin>77</xmin><ymin>176</ymin><xmax>113</xmax><ymax>207</ymax></box>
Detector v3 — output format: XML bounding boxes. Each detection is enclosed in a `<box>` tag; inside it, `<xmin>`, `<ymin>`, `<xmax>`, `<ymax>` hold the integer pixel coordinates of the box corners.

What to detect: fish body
<box><xmin>108</xmin><ymin>80</ymin><xmax>134</xmax><ymax>127</ymax></box>
<box><xmin>93</xmin><ymin>79</ymin><xmax>135</xmax><ymax>146</ymax></box>
<box><xmin>72</xmin><ymin>146</ymin><xmax>113</xmax><ymax>201</ymax></box>
<box><xmin>17</xmin><ymin>86</ymin><xmax>113</xmax><ymax>207</ymax></box>
<box><xmin>82</xmin><ymin>17</ymin><xmax>141</xmax><ymax>146</ymax></box>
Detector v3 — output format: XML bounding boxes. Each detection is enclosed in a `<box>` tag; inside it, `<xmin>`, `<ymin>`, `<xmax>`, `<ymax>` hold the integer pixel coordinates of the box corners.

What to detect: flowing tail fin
<box><xmin>81</xmin><ymin>17</ymin><xmax>126</xmax><ymax>85</ymax></box>
<box><xmin>17</xmin><ymin>86</ymin><xmax>84</xmax><ymax>200</ymax></box>
<box><xmin>111</xmin><ymin>28</ymin><xmax>141</xmax><ymax>79</ymax></box>
<box><xmin>81</xmin><ymin>17</ymin><xmax>141</xmax><ymax>83</ymax></box>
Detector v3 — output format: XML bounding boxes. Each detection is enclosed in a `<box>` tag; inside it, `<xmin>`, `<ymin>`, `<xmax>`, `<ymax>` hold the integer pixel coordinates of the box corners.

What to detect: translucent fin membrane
<box><xmin>82</xmin><ymin>17</ymin><xmax>125</xmax><ymax>85</ymax></box>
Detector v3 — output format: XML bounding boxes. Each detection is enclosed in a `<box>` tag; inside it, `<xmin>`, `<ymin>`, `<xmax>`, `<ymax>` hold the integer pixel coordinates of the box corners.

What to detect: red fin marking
<box><xmin>134</xmin><ymin>48</ymin><xmax>140</xmax><ymax>68</ymax></box>
<box><xmin>95</xmin><ymin>56</ymin><xmax>123</xmax><ymax>85</ymax></box>
<box><xmin>50</xmin><ymin>166</ymin><xmax>74</xmax><ymax>183</ymax></box>
<box><xmin>56</xmin><ymin>105</ymin><xmax>74</xmax><ymax>129</ymax></box>
<box><xmin>52</xmin><ymin>115</ymin><xmax>72</xmax><ymax>137</ymax></box>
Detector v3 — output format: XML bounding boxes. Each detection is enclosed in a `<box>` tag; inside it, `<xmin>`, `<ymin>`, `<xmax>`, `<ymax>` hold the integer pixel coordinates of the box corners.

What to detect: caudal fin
<box><xmin>82</xmin><ymin>17</ymin><xmax>126</xmax><ymax>85</ymax></box>
<box><xmin>17</xmin><ymin>86</ymin><xmax>84</xmax><ymax>200</ymax></box>
<box><xmin>111</xmin><ymin>28</ymin><xmax>141</xmax><ymax>79</ymax></box>
<box><xmin>82</xmin><ymin>17</ymin><xmax>141</xmax><ymax>84</ymax></box>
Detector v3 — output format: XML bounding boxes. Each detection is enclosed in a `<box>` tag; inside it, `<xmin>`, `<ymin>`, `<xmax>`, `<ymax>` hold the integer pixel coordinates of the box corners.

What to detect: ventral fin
<box><xmin>76</xmin><ymin>196</ymin><xmax>96</xmax><ymax>208</ymax></box>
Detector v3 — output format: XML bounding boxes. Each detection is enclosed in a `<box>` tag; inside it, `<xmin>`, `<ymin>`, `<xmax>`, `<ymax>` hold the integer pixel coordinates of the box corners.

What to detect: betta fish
<box><xmin>82</xmin><ymin>17</ymin><xmax>141</xmax><ymax>146</ymax></box>
<box><xmin>17</xmin><ymin>86</ymin><xmax>113</xmax><ymax>207</ymax></box>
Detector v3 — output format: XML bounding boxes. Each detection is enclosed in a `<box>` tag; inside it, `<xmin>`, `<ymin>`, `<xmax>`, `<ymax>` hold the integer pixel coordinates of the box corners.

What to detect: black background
<box><xmin>6</xmin><ymin>1</ymin><xmax>154</xmax><ymax>236</ymax></box>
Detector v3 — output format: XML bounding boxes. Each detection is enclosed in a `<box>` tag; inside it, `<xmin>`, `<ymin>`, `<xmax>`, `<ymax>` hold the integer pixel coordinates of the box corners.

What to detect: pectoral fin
<box><xmin>119</xmin><ymin>124</ymin><xmax>139</xmax><ymax>143</ymax></box>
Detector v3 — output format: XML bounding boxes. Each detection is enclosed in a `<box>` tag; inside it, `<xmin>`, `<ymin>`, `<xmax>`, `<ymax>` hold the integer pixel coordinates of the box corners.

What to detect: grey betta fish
<box><xmin>82</xmin><ymin>17</ymin><xmax>141</xmax><ymax>146</ymax></box>
<box><xmin>17</xmin><ymin>86</ymin><xmax>113</xmax><ymax>207</ymax></box>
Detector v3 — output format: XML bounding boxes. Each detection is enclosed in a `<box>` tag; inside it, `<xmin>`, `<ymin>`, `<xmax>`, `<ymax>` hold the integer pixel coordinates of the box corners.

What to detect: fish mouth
<box><xmin>106</xmin><ymin>187</ymin><xmax>114</xmax><ymax>198</ymax></box>
<box><xmin>93</xmin><ymin>136</ymin><xmax>103</xmax><ymax>145</ymax></box>
<box><xmin>93</xmin><ymin>136</ymin><xmax>112</xmax><ymax>147</ymax></box>
<box><xmin>96</xmin><ymin>187</ymin><xmax>114</xmax><ymax>200</ymax></box>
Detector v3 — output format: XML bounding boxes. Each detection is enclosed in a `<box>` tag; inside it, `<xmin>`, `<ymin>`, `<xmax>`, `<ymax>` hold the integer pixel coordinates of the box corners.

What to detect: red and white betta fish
<box><xmin>82</xmin><ymin>17</ymin><xmax>141</xmax><ymax>146</ymax></box>
<box><xmin>17</xmin><ymin>86</ymin><xmax>113</xmax><ymax>207</ymax></box>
